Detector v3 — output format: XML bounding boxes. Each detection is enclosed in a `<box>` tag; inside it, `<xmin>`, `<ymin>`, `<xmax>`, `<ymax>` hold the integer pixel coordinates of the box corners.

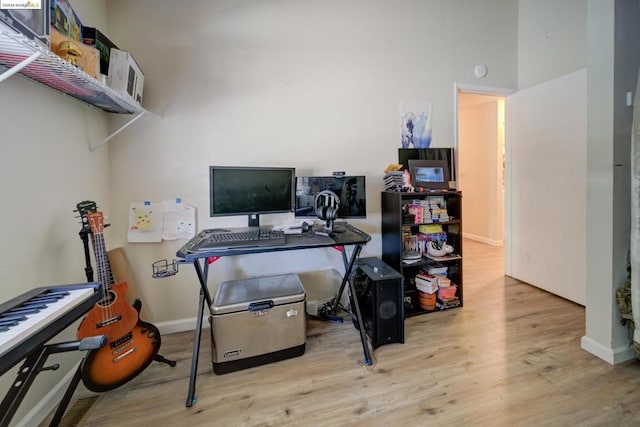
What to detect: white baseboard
<box><xmin>462</xmin><ymin>232</ymin><xmax>503</xmax><ymax>246</ymax></box>
<box><xmin>580</xmin><ymin>335</ymin><xmax>637</xmax><ymax>364</ymax></box>
<box><xmin>155</xmin><ymin>315</ymin><xmax>208</xmax><ymax>336</ymax></box>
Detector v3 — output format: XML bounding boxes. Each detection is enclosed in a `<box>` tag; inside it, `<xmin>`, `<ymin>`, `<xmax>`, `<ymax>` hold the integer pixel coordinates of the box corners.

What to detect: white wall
<box><xmin>518</xmin><ymin>0</ymin><xmax>587</xmax><ymax>89</ymax></box>
<box><xmin>515</xmin><ymin>0</ymin><xmax>640</xmax><ymax>363</ymax></box>
<box><xmin>102</xmin><ymin>0</ymin><xmax>519</xmax><ymax>325</ymax></box>
<box><xmin>0</xmin><ymin>1</ymin><xmax>111</xmax><ymax>423</ymax></box>
<box><xmin>582</xmin><ymin>0</ymin><xmax>640</xmax><ymax>364</ymax></box>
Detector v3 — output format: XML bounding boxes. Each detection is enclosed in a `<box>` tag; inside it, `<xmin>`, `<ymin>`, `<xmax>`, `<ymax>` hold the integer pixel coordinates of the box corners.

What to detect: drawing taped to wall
<box><xmin>128</xmin><ymin>202</ymin><xmax>163</xmax><ymax>242</ymax></box>
<box><xmin>162</xmin><ymin>199</ymin><xmax>195</xmax><ymax>241</ymax></box>
<box><xmin>400</xmin><ymin>101</ymin><xmax>432</xmax><ymax>148</ymax></box>
<box><xmin>127</xmin><ymin>200</ymin><xmax>196</xmax><ymax>242</ymax></box>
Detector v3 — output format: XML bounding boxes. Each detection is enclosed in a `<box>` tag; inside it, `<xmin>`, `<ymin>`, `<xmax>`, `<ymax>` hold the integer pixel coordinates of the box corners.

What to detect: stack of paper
<box><xmin>383</xmin><ymin>171</ymin><xmax>405</xmax><ymax>191</ymax></box>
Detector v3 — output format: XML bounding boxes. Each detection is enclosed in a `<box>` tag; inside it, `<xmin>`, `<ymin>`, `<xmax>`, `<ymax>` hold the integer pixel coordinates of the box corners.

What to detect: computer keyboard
<box><xmin>187</xmin><ymin>226</ymin><xmax>286</xmax><ymax>252</ymax></box>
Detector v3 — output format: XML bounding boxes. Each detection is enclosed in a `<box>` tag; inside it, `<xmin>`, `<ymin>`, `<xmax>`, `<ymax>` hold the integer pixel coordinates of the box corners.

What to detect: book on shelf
<box><xmin>426</xmin><ymin>263</ymin><xmax>448</xmax><ymax>276</ymax></box>
<box><xmin>415</xmin><ymin>274</ymin><xmax>438</xmax><ymax>293</ymax></box>
<box><xmin>433</xmin><ymin>274</ymin><xmax>451</xmax><ymax>287</ymax></box>
<box><xmin>437</xmin><ymin>297</ymin><xmax>461</xmax><ymax>309</ymax></box>
<box><xmin>415</xmin><ymin>273</ymin><xmax>437</xmax><ymax>284</ymax></box>
<box><xmin>419</xmin><ymin>224</ymin><xmax>443</xmax><ymax>234</ymax></box>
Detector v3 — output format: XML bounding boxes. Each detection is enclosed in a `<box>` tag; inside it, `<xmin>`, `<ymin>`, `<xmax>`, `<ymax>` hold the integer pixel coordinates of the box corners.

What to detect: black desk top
<box><xmin>176</xmin><ymin>223</ymin><xmax>371</xmax><ymax>261</ymax></box>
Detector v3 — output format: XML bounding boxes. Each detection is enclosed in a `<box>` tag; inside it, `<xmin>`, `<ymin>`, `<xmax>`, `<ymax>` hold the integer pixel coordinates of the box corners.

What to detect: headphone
<box><xmin>314</xmin><ymin>190</ymin><xmax>340</xmax><ymax>224</ymax></box>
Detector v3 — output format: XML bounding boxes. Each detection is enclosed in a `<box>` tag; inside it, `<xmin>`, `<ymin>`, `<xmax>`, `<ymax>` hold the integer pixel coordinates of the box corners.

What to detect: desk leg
<box><xmin>347</xmin><ymin>253</ymin><xmax>374</xmax><ymax>366</ymax></box>
<box><xmin>186</xmin><ymin>259</ymin><xmax>210</xmax><ymax>407</ymax></box>
<box><xmin>194</xmin><ymin>259</ymin><xmax>213</xmax><ymax>308</ymax></box>
<box><xmin>186</xmin><ymin>288</ymin><xmax>205</xmax><ymax>407</ymax></box>
<box><xmin>330</xmin><ymin>250</ymin><xmax>349</xmax><ymax>316</ymax></box>
<box><xmin>331</xmin><ymin>245</ymin><xmax>373</xmax><ymax>366</ymax></box>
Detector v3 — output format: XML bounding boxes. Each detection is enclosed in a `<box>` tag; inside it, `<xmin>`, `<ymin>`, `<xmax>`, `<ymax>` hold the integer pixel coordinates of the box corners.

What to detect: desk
<box><xmin>175</xmin><ymin>224</ymin><xmax>372</xmax><ymax>407</ymax></box>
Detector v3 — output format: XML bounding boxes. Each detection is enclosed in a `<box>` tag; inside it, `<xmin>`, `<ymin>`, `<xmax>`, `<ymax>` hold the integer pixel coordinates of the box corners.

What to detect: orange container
<box><xmin>418</xmin><ymin>291</ymin><xmax>437</xmax><ymax>310</ymax></box>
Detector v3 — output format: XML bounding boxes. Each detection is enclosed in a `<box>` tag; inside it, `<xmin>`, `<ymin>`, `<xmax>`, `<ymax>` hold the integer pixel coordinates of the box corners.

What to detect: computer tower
<box><xmin>351</xmin><ymin>257</ymin><xmax>404</xmax><ymax>349</ymax></box>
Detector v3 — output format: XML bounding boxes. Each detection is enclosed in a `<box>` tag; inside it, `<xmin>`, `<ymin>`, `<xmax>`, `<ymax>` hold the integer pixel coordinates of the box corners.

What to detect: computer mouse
<box><xmin>301</xmin><ymin>222</ymin><xmax>311</xmax><ymax>233</ymax></box>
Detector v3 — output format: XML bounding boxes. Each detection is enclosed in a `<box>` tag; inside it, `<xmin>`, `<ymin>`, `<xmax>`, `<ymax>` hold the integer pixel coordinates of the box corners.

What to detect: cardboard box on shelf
<box><xmin>50</xmin><ymin>28</ymin><xmax>99</xmax><ymax>79</ymax></box>
<box><xmin>50</xmin><ymin>0</ymin><xmax>82</xmax><ymax>41</ymax></box>
<box><xmin>107</xmin><ymin>48</ymin><xmax>144</xmax><ymax>104</ymax></box>
<box><xmin>82</xmin><ymin>26</ymin><xmax>118</xmax><ymax>76</ymax></box>
<box><xmin>0</xmin><ymin>4</ymin><xmax>50</xmax><ymax>47</ymax></box>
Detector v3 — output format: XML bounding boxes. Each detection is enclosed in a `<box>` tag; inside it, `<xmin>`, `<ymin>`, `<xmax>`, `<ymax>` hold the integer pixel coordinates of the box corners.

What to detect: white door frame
<box><xmin>453</xmin><ymin>83</ymin><xmax>515</xmax><ymax>271</ymax></box>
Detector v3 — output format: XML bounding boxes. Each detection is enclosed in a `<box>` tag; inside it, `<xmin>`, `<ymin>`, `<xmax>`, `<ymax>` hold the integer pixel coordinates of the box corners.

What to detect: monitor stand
<box><xmin>248</xmin><ymin>214</ymin><xmax>260</xmax><ymax>227</ymax></box>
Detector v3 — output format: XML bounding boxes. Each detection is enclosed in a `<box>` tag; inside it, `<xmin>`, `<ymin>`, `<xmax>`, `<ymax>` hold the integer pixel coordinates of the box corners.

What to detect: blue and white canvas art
<box><xmin>400</xmin><ymin>101</ymin><xmax>432</xmax><ymax>148</ymax></box>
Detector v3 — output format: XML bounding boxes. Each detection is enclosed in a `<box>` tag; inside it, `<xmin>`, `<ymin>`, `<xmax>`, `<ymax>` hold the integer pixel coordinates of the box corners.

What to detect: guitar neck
<box><xmin>92</xmin><ymin>233</ymin><xmax>115</xmax><ymax>288</ymax></box>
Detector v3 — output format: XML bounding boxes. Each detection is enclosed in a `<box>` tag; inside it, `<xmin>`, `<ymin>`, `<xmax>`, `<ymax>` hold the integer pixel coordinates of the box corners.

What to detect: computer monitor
<box><xmin>295</xmin><ymin>175</ymin><xmax>366</xmax><ymax>219</ymax></box>
<box><xmin>209</xmin><ymin>166</ymin><xmax>296</xmax><ymax>227</ymax></box>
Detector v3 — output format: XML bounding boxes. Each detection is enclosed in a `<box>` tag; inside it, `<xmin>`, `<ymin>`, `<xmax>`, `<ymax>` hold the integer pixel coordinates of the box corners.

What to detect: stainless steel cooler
<box><xmin>209</xmin><ymin>273</ymin><xmax>306</xmax><ymax>374</ymax></box>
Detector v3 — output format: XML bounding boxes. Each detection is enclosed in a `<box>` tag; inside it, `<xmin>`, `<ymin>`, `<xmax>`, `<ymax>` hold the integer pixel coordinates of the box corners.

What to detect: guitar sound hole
<box><xmin>97</xmin><ymin>290</ymin><xmax>117</xmax><ymax>308</ymax></box>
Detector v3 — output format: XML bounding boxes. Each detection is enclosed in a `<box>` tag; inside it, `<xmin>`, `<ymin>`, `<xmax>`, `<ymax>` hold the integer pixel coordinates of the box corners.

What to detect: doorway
<box><xmin>454</xmin><ymin>86</ymin><xmax>509</xmax><ymax>249</ymax></box>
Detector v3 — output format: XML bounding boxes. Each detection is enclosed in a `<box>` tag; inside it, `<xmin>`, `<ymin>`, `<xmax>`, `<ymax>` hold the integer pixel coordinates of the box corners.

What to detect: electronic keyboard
<box><xmin>0</xmin><ymin>282</ymin><xmax>101</xmax><ymax>376</ymax></box>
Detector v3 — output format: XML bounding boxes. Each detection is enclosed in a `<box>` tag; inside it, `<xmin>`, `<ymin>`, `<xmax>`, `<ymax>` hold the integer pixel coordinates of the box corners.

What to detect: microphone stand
<box><xmin>79</xmin><ymin>225</ymin><xmax>94</xmax><ymax>282</ymax></box>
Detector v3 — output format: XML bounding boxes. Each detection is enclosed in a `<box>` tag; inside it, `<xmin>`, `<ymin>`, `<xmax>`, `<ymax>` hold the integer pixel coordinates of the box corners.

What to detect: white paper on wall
<box><xmin>127</xmin><ymin>201</ymin><xmax>163</xmax><ymax>243</ymax></box>
<box><xmin>162</xmin><ymin>199</ymin><xmax>196</xmax><ymax>240</ymax></box>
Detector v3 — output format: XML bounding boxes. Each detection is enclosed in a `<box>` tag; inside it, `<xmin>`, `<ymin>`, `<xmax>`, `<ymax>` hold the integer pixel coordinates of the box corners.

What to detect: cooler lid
<box><xmin>211</xmin><ymin>273</ymin><xmax>305</xmax><ymax>315</ymax></box>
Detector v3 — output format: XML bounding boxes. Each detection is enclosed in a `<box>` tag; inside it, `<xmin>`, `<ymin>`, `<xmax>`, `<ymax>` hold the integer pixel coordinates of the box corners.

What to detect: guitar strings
<box><xmin>94</xmin><ymin>217</ymin><xmax>120</xmax><ymax>337</ymax></box>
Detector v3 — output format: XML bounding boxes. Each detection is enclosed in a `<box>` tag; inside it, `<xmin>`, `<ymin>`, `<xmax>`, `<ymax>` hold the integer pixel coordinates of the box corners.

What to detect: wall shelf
<box><xmin>0</xmin><ymin>22</ymin><xmax>142</xmax><ymax>115</ymax></box>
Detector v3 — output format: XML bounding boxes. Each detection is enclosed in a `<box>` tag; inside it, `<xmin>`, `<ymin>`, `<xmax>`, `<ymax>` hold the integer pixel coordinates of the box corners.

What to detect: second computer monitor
<box><xmin>295</xmin><ymin>175</ymin><xmax>366</xmax><ymax>219</ymax></box>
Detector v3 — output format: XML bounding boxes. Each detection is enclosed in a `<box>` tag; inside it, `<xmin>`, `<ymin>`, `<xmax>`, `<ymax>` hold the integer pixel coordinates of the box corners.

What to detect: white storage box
<box><xmin>210</xmin><ymin>273</ymin><xmax>306</xmax><ymax>374</ymax></box>
<box><xmin>107</xmin><ymin>48</ymin><xmax>144</xmax><ymax>104</ymax></box>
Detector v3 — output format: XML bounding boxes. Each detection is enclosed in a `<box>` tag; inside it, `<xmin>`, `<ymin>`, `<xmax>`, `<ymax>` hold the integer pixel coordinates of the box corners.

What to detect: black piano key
<box><xmin>0</xmin><ymin>319</ymin><xmax>20</xmax><ymax>327</ymax></box>
<box><xmin>16</xmin><ymin>303</ymin><xmax>47</xmax><ymax>310</ymax></box>
<box><xmin>21</xmin><ymin>302</ymin><xmax>49</xmax><ymax>309</ymax></box>
<box><xmin>0</xmin><ymin>326</ymin><xmax>9</xmax><ymax>332</ymax></box>
<box><xmin>0</xmin><ymin>314</ymin><xmax>27</xmax><ymax>322</ymax></box>
<box><xmin>29</xmin><ymin>296</ymin><xmax>63</xmax><ymax>303</ymax></box>
<box><xmin>41</xmin><ymin>291</ymin><xmax>70</xmax><ymax>298</ymax></box>
<box><xmin>6</xmin><ymin>307</ymin><xmax>41</xmax><ymax>316</ymax></box>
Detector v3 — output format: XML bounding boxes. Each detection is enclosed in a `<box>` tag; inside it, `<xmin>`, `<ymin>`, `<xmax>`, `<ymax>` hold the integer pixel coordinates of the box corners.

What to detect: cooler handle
<box><xmin>248</xmin><ymin>300</ymin><xmax>274</xmax><ymax>312</ymax></box>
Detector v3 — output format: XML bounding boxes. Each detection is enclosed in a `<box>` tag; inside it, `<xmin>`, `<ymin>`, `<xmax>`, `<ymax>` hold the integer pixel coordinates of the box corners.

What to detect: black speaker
<box><xmin>351</xmin><ymin>257</ymin><xmax>404</xmax><ymax>349</ymax></box>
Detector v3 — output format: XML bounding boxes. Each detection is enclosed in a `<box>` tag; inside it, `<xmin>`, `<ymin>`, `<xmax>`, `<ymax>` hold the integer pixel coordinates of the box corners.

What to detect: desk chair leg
<box><xmin>186</xmin><ymin>288</ymin><xmax>206</xmax><ymax>407</ymax></box>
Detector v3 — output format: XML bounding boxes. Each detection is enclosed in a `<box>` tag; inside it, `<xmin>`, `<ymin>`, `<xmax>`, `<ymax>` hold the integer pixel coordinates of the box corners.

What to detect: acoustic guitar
<box><xmin>76</xmin><ymin>210</ymin><xmax>161</xmax><ymax>392</ymax></box>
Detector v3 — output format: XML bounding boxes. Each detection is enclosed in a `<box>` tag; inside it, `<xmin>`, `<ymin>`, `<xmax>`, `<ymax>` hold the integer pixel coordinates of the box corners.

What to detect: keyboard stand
<box><xmin>175</xmin><ymin>224</ymin><xmax>372</xmax><ymax>408</ymax></box>
<box><xmin>0</xmin><ymin>336</ymin><xmax>106</xmax><ymax>427</ymax></box>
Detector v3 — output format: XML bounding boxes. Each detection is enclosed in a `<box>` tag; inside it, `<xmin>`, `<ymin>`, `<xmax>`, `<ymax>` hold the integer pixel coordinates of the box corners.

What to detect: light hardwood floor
<box><xmin>63</xmin><ymin>240</ymin><xmax>640</xmax><ymax>426</ymax></box>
